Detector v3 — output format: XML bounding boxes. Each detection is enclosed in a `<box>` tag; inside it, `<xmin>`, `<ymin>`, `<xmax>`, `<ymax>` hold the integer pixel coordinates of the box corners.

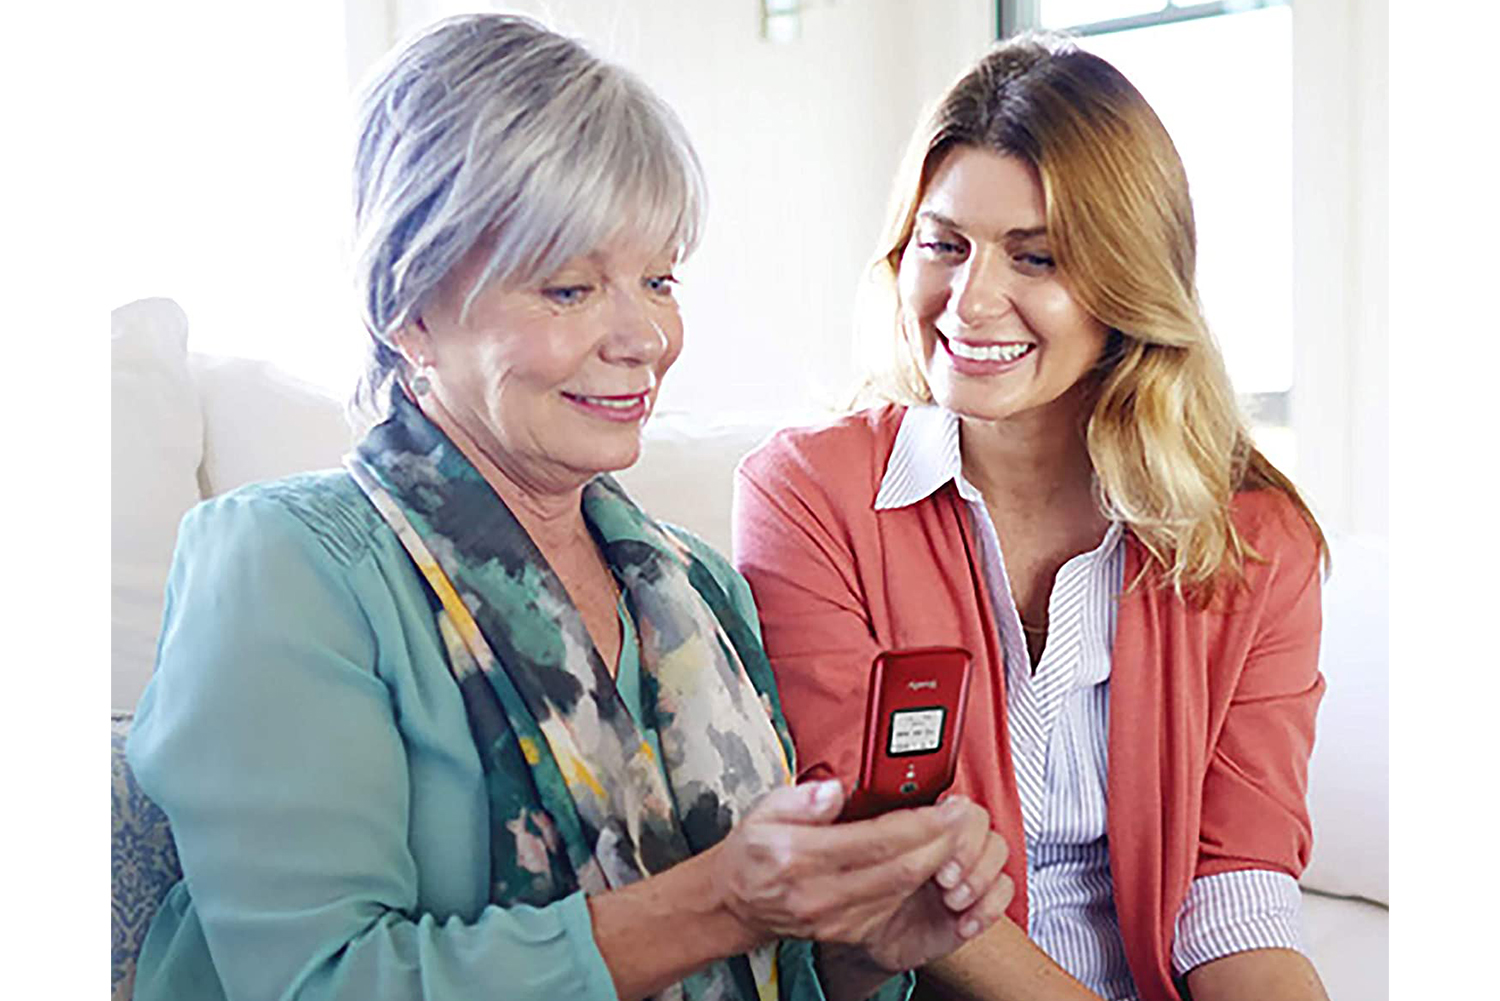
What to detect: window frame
<box><xmin>999</xmin><ymin>0</ymin><xmax>1289</xmax><ymax>39</ymax></box>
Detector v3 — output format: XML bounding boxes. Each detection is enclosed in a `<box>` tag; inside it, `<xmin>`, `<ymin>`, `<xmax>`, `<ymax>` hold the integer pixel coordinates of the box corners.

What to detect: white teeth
<box><xmin>947</xmin><ymin>339</ymin><xmax>1033</xmax><ymax>362</ymax></box>
<box><xmin>577</xmin><ymin>394</ymin><xmax>642</xmax><ymax>409</ymax></box>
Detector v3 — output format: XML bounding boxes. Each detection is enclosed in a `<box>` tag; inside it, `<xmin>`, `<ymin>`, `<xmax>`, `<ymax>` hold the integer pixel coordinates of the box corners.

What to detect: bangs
<box><xmin>460</xmin><ymin>68</ymin><xmax>706</xmax><ymax>315</ymax></box>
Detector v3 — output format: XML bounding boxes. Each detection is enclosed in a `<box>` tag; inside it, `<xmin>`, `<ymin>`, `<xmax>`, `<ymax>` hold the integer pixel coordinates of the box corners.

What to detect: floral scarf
<box><xmin>346</xmin><ymin>390</ymin><xmax>793</xmax><ymax>1001</ymax></box>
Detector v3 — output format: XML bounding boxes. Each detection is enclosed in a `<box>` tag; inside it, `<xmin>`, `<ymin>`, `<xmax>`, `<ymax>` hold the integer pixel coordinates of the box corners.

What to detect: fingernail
<box><xmin>940</xmin><ymin>796</ymin><xmax>968</xmax><ymax>819</ymax></box>
<box><xmin>959</xmin><ymin>918</ymin><xmax>980</xmax><ymax>939</ymax></box>
<box><xmin>812</xmin><ymin>779</ymin><xmax>841</xmax><ymax>808</ymax></box>
<box><xmin>947</xmin><ymin>883</ymin><xmax>973</xmax><ymax>908</ymax></box>
<box><xmin>936</xmin><ymin>861</ymin><xmax>961</xmax><ymax>888</ymax></box>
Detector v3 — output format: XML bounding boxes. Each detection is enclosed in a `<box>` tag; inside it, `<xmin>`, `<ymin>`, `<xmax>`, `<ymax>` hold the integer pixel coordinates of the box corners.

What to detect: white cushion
<box><xmin>1300</xmin><ymin>889</ymin><xmax>1388</xmax><ymax>999</ymax></box>
<box><xmin>615</xmin><ymin>414</ymin><xmax>788</xmax><ymax>557</ymax></box>
<box><xmin>191</xmin><ymin>354</ymin><xmax>353</xmax><ymax>498</ymax></box>
<box><xmin>112</xmin><ymin>298</ymin><xmax>204</xmax><ymax>711</ymax></box>
<box><xmin>1301</xmin><ymin>534</ymin><xmax>1389</xmax><ymax>905</ymax></box>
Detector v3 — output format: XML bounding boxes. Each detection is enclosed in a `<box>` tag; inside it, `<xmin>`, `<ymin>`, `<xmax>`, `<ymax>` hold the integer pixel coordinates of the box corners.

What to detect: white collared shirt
<box><xmin>875</xmin><ymin>406</ymin><xmax>1303</xmax><ymax>999</ymax></box>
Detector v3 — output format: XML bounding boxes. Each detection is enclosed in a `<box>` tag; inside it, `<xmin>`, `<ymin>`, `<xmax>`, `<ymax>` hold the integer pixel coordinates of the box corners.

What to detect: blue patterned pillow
<box><xmin>111</xmin><ymin>712</ymin><xmax>182</xmax><ymax>1001</ymax></box>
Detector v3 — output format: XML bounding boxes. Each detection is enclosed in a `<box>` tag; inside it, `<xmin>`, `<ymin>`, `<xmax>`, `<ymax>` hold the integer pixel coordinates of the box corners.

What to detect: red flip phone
<box><xmin>840</xmin><ymin>646</ymin><xmax>973</xmax><ymax>822</ymax></box>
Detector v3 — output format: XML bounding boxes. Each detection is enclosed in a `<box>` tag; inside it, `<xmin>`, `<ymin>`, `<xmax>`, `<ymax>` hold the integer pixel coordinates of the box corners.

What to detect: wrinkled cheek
<box><xmin>483</xmin><ymin>373</ymin><xmax>521</xmax><ymax>435</ymax></box>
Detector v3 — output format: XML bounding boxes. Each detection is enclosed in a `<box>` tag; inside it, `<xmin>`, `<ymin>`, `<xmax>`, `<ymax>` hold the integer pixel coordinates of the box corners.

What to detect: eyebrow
<box><xmin>917</xmin><ymin>210</ymin><xmax>1047</xmax><ymax>241</ymax></box>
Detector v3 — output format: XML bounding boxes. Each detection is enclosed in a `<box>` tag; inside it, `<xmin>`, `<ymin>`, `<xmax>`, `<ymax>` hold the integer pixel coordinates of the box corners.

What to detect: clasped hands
<box><xmin>710</xmin><ymin>779</ymin><xmax>1013</xmax><ymax>975</ymax></box>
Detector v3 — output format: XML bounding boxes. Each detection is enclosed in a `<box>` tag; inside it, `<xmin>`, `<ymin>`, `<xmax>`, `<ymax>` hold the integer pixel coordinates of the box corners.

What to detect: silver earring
<box><xmin>410</xmin><ymin>365</ymin><xmax>433</xmax><ymax>395</ymax></box>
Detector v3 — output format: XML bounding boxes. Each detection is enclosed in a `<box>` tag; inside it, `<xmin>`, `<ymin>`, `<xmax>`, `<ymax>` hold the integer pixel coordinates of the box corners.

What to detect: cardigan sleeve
<box><xmin>126</xmin><ymin>493</ymin><xmax>616</xmax><ymax>1001</ymax></box>
<box><xmin>732</xmin><ymin>439</ymin><xmax>884</xmax><ymax>788</ymax></box>
<box><xmin>1194</xmin><ymin>496</ymin><xmax>1326</xmax><ymax>881</ymax></box>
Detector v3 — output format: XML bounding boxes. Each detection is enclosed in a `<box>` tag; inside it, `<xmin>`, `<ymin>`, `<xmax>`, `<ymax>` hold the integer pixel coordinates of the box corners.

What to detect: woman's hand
<box><xmin>588</xmin><ymin>780</ymin><xmax>1010</xmax><ymax>1001</ymax></box>
<box><xmin>709</xmin><ymin>780</ymin><xmax>1011</xmax><ymax>966</ymax></box>
<box><xmin>851</xmin><ymin>794</ymin><xmax>1013</xmax><ymax>974</ymax></box>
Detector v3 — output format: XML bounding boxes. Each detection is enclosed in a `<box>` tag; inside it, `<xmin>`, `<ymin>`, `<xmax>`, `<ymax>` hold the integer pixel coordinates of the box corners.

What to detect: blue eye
<box><xmin>645</xmin><ymin>273</ymin><xmax>679</xmax><ymax>296</ymax></box>
<box><xmin>542</xmin><ymin>285</ymin><xmax>591</xmax><ymax>305</ymax></box>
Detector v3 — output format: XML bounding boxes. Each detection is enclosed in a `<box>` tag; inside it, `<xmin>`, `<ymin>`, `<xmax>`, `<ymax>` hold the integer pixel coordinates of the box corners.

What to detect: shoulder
<box><xmin>1229</xmin><ymin>488</ymin><xmax>1323</xmax><ymax>576</ymax></box>
<box><xmin>182</xmin><ymin>470</ymin><xmax>385</xmax><ymax>570</ymax></box>
<box><xmin>736</xmin><ymin>405</ymin><xmax>904</xmax><ymax>499</ymax></box>
<box><xmin>740</xmin><ymin>404</ymin><xmax>903</xmax><ymax>470</ymax></box>
<box><xmin>149</xmin><ymin>474</ymin><xmax>393</xmax><ymax>710</ymax></box>
<box><xmin>1200</xmin><ymin>488</ymin><xmax>1326</xmax><ymax>627</ymax></box>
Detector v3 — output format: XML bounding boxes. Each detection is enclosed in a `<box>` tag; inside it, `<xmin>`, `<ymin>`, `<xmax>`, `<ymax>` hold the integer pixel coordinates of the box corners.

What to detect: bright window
<box><xmin>1037</xmin><ymin>0</ymin><xmax>1165</xmax><ymax>26</ymax></box>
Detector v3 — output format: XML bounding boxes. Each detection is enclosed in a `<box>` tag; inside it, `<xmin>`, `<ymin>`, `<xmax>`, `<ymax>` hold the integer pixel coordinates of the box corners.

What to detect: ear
<box><xmin>389</xmin><ymin>316</ymin><xmax>435</xmax><ymax>370</ymax></box>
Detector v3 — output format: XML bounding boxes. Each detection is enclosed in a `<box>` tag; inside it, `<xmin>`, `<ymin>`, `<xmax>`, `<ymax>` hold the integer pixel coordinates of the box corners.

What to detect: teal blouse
<box><xmin>127</xmin><ymin>472</ymin><xmax>908</xmax><ymax>1001</ymax></box>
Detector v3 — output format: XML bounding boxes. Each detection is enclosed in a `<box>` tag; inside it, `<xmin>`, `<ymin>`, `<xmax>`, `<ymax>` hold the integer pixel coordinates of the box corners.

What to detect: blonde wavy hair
<box><xmin>855</xmin><ymin>33</ymin><xmax>1325</xmax><ymax>597</ymax></box>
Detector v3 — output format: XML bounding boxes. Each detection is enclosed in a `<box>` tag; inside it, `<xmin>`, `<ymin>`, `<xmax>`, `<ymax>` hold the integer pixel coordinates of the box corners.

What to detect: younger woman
<box><xmin>735</xmin><ymin>34</ymin><xmax>1330</xmax><ymax>1001</ymax></box>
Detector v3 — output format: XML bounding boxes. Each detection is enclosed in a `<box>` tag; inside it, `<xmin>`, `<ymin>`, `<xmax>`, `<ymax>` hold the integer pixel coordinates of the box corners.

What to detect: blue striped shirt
<box><xmin>874</xmin><ymin>406</ymin><xmax>1304</xmax><ymax>999</ymax></box>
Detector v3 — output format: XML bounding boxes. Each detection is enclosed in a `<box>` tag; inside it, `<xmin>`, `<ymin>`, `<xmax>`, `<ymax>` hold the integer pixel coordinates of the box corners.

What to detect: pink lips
<box><xmin>561</xmin><ymin>391</ymin><xmax>651</xmax><ymax>423</ymax></box>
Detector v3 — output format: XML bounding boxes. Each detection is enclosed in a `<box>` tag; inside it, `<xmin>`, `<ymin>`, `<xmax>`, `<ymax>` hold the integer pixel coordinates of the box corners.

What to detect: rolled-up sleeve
<box><xmin>127</xmin><ymin>493</ymin><xmax>616</xmax><ymax>1001</ymax></box>
<box><xmin>1171</xmin><ymin>869</ymin><xmax>1305</xmax><ymax>974</ymax></box>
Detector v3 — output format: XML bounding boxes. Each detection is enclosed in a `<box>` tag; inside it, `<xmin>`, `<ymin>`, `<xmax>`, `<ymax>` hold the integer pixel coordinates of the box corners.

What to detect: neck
<box><xmin>958</xmin><ymin>381</ymin><xmax>1097</xmax><ymax>512</ymax></box>
<box><xmin>415</xmin><ymin>393</ymin><xmax>590</xmax><ymax>551</ymax></box>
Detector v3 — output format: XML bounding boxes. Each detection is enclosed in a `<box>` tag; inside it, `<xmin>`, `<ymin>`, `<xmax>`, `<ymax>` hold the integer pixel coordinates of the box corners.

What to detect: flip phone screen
<box><xmin>888</xmin><ymin>707</ymin><xmax>946</xmax><ymax>755</ymax></box>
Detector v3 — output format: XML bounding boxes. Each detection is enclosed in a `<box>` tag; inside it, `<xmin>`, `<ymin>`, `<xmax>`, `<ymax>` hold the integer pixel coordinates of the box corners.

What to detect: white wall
<box><xmin>1292</xmin><ymin>0</ymin><xmax>1388</xmax><ymax>540</ymax></box>
<box><xmin>108</xmin><ymin>0</ymin><xmax>363</xmax><ymax>391</ymax></box>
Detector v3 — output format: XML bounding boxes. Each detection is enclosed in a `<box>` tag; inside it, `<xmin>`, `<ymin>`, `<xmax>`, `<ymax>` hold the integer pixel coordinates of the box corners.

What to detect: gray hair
<box><xmin>350</xmin><ymin>12</ymin><xmax>707</xmax><ymax>415</ymax></box>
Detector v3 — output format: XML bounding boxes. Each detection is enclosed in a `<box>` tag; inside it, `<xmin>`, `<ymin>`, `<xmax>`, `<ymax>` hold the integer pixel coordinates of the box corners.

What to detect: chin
<box><xmin>926</xmin><ymin>369</ymin><xmax>1016</xmax><ymax>422</ymax></box>
<box><xmin>581</xmin><ymin>438</ymin><xmax>645</xmax><ymax>477</ymax></box>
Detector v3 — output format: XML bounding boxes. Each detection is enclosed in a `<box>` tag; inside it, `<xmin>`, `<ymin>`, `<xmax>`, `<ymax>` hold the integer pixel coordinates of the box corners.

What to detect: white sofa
<box><xmin>112</xmin><ymin>297</ymin><xmax>1388</xmax><ymax>998</ymax></box>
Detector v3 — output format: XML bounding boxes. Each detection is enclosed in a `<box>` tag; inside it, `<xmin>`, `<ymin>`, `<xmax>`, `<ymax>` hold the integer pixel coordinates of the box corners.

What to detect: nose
<box><xmin>951</xmin><ymin>246</ymin><xmax>1015</xmax><ymax>327</ymax></box>
<box><xmin>602</xmin><ymin>287</ymin><xmax>670</xmax><ymax>366</ymax></box>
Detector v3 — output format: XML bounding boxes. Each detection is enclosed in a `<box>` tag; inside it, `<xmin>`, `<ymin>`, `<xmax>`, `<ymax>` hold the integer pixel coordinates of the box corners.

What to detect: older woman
<box><xmin>734</xmin><ymin>34</ymin><xmax>1331</xmax><ymax>1001</ymax></box>
<box><xmin>125</xmin><ymin>14</ymin><xmax>1014</xmax><ymax>1001</ymax></box>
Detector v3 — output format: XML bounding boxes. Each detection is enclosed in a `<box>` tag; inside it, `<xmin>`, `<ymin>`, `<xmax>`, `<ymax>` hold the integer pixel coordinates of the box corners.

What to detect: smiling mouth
<box><xmin>938</xmin><ymin>332</ymin><xmax>1036</xmax><ymax>365</ymax></box>
<box><xmin>561</xmin><ymin>390</ymin><xmax>651</xmax><ymax>422</ymax></box>
<box><xmin>930</xmin><ymin>333</ymin><xmax>1038</xmax><ymax>372</ymax></box>
<box><xmin>563</xmin><ymin>391</ymin><xmax>649</xmax><ymax>410</ymax></box>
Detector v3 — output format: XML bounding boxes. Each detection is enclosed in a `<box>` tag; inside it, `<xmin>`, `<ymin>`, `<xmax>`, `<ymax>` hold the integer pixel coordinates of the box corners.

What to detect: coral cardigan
<box><xmin>732</xmin><ymin>405</ymin><xmax>1324</xmax><ymax>1001</ymax></box>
